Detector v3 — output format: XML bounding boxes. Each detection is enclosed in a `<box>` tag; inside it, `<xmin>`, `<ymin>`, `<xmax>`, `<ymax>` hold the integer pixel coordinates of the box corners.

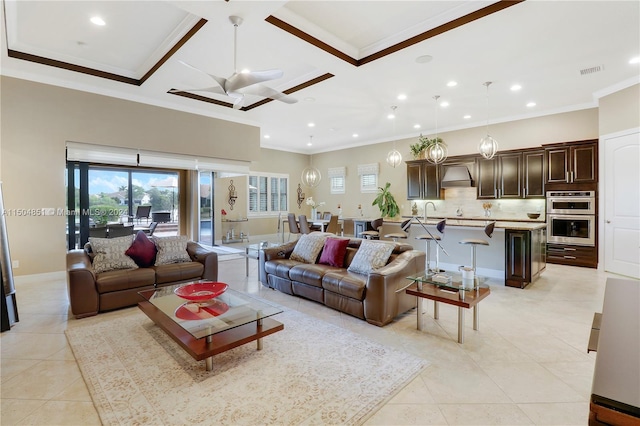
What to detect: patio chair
<box><xmin>134</xmin><ymin>205</ymin><xmax>152</xmax><ymax>224</ymax></box>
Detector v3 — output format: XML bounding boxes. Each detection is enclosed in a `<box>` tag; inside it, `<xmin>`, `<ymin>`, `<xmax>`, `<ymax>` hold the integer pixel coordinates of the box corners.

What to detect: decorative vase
<box><xmin>484</xmin><ymin>208</ymin><xmax>491</xmax><ymax>217</ymax></box>
<box><xmin>311</xmin><ymin>208</ymin><xmax>317</xmax><ymax>221</ymax></box>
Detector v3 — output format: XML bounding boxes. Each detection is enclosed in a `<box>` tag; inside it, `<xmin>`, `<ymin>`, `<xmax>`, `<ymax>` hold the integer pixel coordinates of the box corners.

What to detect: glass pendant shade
<box><xmin>426</xmin><ymin>141</ymin><xmax>448</xmax><ymax>164</ymax></box>
<box><xmin>479</xmin><ymin>135</ymin><xmax>499</xmax><ymax>160</ymax></box>
<box><xmin>386</xmin><ymin>149</ymin><xmax>402</xmax><ymax>167</ymax></box>
<box><xmin>301</xmin><ymin>166</ymin><xmax>321</xmax><ymax>188</ymax></box>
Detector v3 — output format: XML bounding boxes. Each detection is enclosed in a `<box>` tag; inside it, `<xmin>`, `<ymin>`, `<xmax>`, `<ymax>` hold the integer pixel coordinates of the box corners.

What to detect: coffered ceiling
<box><xmin>2</xmin><ymin>1</ymin><xmax>639</xmax><ymax>154</ymax></box>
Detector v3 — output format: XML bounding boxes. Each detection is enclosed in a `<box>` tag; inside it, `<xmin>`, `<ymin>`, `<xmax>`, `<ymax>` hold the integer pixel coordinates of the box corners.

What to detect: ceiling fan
<box><xmin>170</xmin><ymin>16</ymin><xmax>297</xmax><ymax>109</ymax></box>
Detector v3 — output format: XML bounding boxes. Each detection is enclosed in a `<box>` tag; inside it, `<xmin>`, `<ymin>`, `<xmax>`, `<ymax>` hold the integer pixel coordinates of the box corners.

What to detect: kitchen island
<box><xmin>379</xmin><ymin>217</ymin><xmax>546</xmax><ymax>287</ymax></box>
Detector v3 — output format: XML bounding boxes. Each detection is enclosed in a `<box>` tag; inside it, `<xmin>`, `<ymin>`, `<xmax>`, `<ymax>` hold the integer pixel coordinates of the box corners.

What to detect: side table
<box><xmin>405</xmin><ymin>273</ymin><xmax>490</xmax><ymax>343</ymax></box>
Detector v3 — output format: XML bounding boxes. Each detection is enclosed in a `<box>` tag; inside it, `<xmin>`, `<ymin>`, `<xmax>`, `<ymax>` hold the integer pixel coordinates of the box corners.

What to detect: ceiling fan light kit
<box><xmin>172</xmin><ymin>15</ymin><xmax>297</xmax><ymax>109</ymax></box>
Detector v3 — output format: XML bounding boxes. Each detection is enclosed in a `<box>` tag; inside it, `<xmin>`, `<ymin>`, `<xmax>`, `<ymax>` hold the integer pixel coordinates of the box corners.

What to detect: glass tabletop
<box><xmin>406</xmin><ymin>271</ymin><xmax>488</xmax><ymax>292</ymax></box>
<box><xmin>140</xmin><ymin>283</ymin><xmax>283</xmax><ymax>340</ymax></box>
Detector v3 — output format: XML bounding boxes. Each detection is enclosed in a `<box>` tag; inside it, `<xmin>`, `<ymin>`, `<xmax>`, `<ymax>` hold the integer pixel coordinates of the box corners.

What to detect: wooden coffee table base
<box><xmin>138</xmin><ymin>301</ymin><xmax>284</xmax><ymax>371</ymax></box>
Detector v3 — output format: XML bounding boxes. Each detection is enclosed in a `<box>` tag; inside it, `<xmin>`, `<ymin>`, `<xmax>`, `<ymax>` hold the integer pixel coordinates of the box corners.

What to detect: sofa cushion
<box><xmin>265</xmin><ymin>259</ymin><xmax>304</xmax><ymax>280</ymax></box>
<box><xmin>125</xmin><ymin>231</ymin><xmax>157</xmax><ymax>267</ymax></box>
<box><xmin>154</xmin><ymin>262</ymin><xmax>204</xmax><ymax>285</ymax></box>
<box><xmin>290</xmin><ymin>232</ymin><xmax>330</xmax><ymax>263</ymax></box>
<box><xmin>89</xmin><ymin>235</ymin><xmax>138</xmax><ymax>274</ymax></box>
<box><xmin>318</xmin><ymin>237</ymin><xmax>350</xmax><ymax>267</ymax></box>
<box><xmin>95</xmin><ymin>267</ymin><xmax>156</xmax><ymax>294</ymax></box>
<box><xmin>290</xmin><ymin>263</ymin><xmax>342</xmax><ymax>288</ymax></box>
<box><xmin>322</xmin><ymin>270</ymin><xmax>367</xmax><ymax>300</ymax></box>
<box><xmin>154</xmin><ymin>235</ymin><xmax>191</xmax><ymax>266</ymax></box>
<box><xmin>347</xmin><ymin>240</ymin><xmax>395</xmax><ymax>275</ymax></box>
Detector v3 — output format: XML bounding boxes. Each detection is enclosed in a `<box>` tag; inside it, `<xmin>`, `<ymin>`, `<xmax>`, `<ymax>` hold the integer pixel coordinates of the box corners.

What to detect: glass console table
<box><xmin>405</xmin><ymin>272</ymin><xmax>491</xmax><ymax>343</ymax></box>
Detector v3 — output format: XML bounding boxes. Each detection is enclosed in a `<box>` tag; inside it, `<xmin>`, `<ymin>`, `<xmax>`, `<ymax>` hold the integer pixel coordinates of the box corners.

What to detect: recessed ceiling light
<box><xmin>264</xmin><ymin>134</ymin><xmax>270</xmax><ymax>139</ymax></box>
<box><xmin>446</xmin><ymin>81</ymin><xmax>457</xmax><ymax>87</ymax></box>
<box><xmin>463</xmin><ymin>115</ymin><xmax>471</xmax><ymax>119</ymax></box>
<box><xmin>510</xmin><ymin>84</ymin><xmax>522</xmax><ymax>91</ymax></box>
<box><xmin>90</xmin><ymin>16</ymin><xmax>106</xmax><ymax>26</ymax></box>
<box><xmin>629</xmin><ymin>56</ymin><xmax>640</xmax><ymax>64</ymax></box>
<box><xmin>413</xmin><ymin>124</ymin><xmax>421</xmax><ymax>129</ymax></box>
<box><xmin>397</xmin><ymin>94</ymin><xmax>407</xmax><ymax>100</ymax></box>
<box><xmin>307</xmin><ymin>122</ymin><xmax>315</xmax><ymax>127</ymax></box>
<box><xmin>415</xmin><ymin>55</ymin><xmax>433</xmax><ymax>64</ymax></box>
<box><xmin>304</xmin><ymin>97</ymin><xmax>315</xmax><ymax>102</ymax></box>
<box><xmin>387</xmin><ymin>113</ymin><xmax>395</xmax><ymax>119</ymax></box>
<box><xmin>352</xmin><ymin>133</ymin><xmax>359</xmax><ymax>138</ymax></box>
<box><xmin>526</xmin><ymin>102</ymin><xmax>536</xmax><ymax>107</ymax></box>
<box><xmin>440</xmin><ymin>101</ymin><xmax>449</xmax><ymax>108</ymax></box>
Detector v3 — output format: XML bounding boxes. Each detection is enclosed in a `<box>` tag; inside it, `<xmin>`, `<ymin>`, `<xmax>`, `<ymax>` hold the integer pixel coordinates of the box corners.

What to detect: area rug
<box><xmin>66</xmin><ymin>307</ymin><xmax>428</xmax><ymax>425</ymax></box>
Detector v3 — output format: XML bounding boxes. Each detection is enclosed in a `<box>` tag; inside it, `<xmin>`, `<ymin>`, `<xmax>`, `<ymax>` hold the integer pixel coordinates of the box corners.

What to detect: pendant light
<box><xmin>301</xmin><ymin>136</ymin><xmax>321</xmax><ymax>188</ymax></box>
<box><xmin>478</xmin><ymin>81</ymin><xmax>499</xmax><ymax>160</ymax></box>
<box><xmin>386</xmin><ymin>106</ymin><xmax>402</xmax><ymax>168</ymax></box>
<box><xmin>426</xmin><ymin>95</ymin><xmax>448</xmax><ymax>164</ymax></box>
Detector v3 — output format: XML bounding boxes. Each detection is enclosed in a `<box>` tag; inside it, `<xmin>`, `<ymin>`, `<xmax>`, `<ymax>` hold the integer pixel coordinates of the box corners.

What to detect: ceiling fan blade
<box><xmin>241</xmin><ymin>84</ymin><xmax>298</xmax><ymax>104</ymax></box>
<box><xmin>225</xmin><ymin>69</ymin><xmax>284</xmax><ymax>92</ymax></box>
<box><xmin>177</xmin><ymin>60</ymin><xmax>227</xmax><ymax>91</ymax></box>
<box><xmin>169</xmin><ymin>86</ymin><xmax>225</xmax><ymax>95</ymax></box>
<box><xmin>231</xmin><ymin>94</ymin><xmax>245</xmax><ymax>109</ymax></box>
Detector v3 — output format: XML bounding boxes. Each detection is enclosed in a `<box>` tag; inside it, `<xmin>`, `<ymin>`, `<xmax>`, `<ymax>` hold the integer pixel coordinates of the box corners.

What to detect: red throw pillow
<box><xmin>125</xmin><ymin>231</ymin><xmax>157</xmax><ymax>267</ymax></box>
<box><xmin>318</xmin><ymin>237</ymin><xmax>350</xmax><ymax>267</ymax></box>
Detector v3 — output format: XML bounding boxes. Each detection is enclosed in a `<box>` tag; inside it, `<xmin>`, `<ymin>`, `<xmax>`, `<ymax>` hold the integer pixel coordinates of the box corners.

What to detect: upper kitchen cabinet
<box><xmin>406</xmin><ymin>161</ymin><xmax>441</xmax><ymax>200</ymax></box>
<box><xmin>545</xmin><ymin>140</ymin><xmax>597</xmax><ymax>187</ymax></box>
<box><xmin>476</xmin><ymin>149</ymin><xmax>545</xmax><ymax>199</ymax></box>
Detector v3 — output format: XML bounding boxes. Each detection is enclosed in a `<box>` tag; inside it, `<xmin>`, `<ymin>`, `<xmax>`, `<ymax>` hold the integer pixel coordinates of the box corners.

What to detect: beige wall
<box><xmin>0</xmin><ymin>76</ymin><xmax>259</xmax><ymax>275</ymax></box>
<box><xmin>598</xmin><ymin>84</ymin><xmax>640</xmax><ymax>135</ymax></box>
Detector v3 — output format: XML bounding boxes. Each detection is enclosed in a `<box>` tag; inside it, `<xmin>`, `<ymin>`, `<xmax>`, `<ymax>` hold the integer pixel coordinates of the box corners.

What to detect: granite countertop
<box><xmin>383</xmin><ymin>216</ymin><xmax>546</xmax><ymax>231</ymax></box>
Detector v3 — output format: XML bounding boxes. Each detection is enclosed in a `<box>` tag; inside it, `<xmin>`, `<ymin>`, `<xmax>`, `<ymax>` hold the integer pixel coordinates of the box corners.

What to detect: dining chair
<box><xmin>323</xmin><ymin>212</ymin><xmax>332</xmax><ymax>220</ymax></box>
<box><xmin>341</xmin><ymin>218</ymin><xmax>354</xmax><ymax>237</ymax></box>
<box><xmin>325</xmin><ymin>215</ymin><xmax>340</xmax><ymax>234</ymax></box>
<box><xmin>298</xmin><ymin>215</ymin><xmax>312</xmax><ymax>234</ymax></box>
<box><xmin>287</xmin><ymin>213</ymin><xmax>301</xmax><ymax>241</ymax></box>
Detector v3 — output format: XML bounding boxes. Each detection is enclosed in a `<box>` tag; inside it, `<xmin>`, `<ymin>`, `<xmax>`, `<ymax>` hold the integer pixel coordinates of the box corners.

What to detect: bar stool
<box><xmin>415</xmin><ymin>220</ymin><xmax>446</xmax><ymax>273</ymax></box>
<box><xmin>361</xmin><ymin>218</ymin><xmax>383</xmax><ymax>239</ymax></box>
<box><xmin>384</xmin><ymin>219</ymin><xmax>411</xmax><ymax>241</ymax></box>
<box><xmin>458</xmin><ymin>221</ymin><xmax>495</xmax><ymax>286</ymax></box>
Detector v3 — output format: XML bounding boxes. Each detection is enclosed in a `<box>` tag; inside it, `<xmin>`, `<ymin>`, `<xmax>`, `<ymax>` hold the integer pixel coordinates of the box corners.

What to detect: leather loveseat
<box><xmin>66</xmin><ymin>240</ymin><xmax>218</xmax><ymax>319</ymax></box>
<box><xmin>259</xmin><ymin>235</ymin><xmax>425</xmax><ymax>326</ymax></box>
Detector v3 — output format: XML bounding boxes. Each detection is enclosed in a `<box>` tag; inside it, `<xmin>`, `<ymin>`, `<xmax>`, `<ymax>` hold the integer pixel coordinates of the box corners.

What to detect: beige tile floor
<box><xmin>1</xmin><ymin>247</ymin><xmax>612</xmax><ymax>425</ymax></box>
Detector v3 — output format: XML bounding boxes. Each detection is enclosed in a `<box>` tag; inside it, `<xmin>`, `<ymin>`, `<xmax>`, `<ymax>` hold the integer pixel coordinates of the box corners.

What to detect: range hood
<box><xmin>441</xmin><ymin>165</ymin><xmax>474</xmax><ymax>188</ymax></box>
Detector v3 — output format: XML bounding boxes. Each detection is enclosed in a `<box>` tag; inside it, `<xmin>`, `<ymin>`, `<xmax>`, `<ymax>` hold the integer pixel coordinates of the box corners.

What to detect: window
<box><xmin>358</xmin><ymin>163</ymin><xmax>379</xmax><ymax>193</ymax></box>
<box><xmin>248</xmin><ymin>173</ymin><xmax>288</xmax><ymax>215</ymax></box>
<box><xmin>328</xmin><ymin>167</ymin><xmax>346</xmax><ymax>194</ymax></box>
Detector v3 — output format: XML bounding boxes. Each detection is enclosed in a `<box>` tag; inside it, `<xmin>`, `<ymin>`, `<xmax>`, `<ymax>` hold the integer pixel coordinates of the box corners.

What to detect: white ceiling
<box><xmin>2</xmin><ymin>1</ymin><xmax>639</xmax><ymax>155</ymax></box>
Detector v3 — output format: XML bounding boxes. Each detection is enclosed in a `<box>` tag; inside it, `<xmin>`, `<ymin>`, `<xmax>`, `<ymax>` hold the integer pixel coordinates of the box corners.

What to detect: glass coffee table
<box><xmin>138</xmin><ymin>283</ymin><xmax>283</xmax><ymax>371</ymax></box>
<box><xmin>245</xmin><ymin>242</ymin><xmax>280</xmax><ymax>276</ymax></box>
<box><xmin>405</xmin><ymin>272</ymin><xmax>490</xmax><ymax>344</ymax></box>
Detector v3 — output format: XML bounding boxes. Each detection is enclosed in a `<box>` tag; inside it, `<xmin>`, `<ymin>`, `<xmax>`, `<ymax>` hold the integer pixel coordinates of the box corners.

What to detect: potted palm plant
<box><xmin>372</xmin><ymin>182</ymin><xmax>400</xmax><ymax>218</ymax></box>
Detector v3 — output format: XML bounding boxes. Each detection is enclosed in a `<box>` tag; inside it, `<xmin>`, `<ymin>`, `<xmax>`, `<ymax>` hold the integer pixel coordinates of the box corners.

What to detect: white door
<box><xmin>603</xmin><ymin>130</ymin><xmax>640</xmax><ymax>279</ymax></box>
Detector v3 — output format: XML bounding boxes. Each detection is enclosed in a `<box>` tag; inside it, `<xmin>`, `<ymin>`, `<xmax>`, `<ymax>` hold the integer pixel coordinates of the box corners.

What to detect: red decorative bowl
<box><xmin>174</xmin><ymin>282</ymin><xmax>228</xmax><ymax>301</ymax></box>
<box><xmin>175</xmin><ymin>300</ymin><xmax>230</xmax><ymax>320</ymax></box>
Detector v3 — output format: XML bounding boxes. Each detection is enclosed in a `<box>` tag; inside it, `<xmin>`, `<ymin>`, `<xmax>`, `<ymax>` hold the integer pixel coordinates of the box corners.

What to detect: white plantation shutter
<box><xmin>358</xmin><ymin>163</ymin><xmax>379</xmax><ymax>193</ymax></box>
<box><xmin>328</xmin><ymin>167</ymin><xmax>346</xmax><ymax>194</ymax></box>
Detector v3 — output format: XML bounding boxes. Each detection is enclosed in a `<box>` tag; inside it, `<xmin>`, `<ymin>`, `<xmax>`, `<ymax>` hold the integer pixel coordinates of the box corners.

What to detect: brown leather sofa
<box><xmin>259</xmin><ymin>238</ymin><xmax>425</xmax><ymax>326</ymax></box>
<box><xmin>66</xmin><ymin>241</ymin><xmax>218</xmax><ymax>318</ymax></box>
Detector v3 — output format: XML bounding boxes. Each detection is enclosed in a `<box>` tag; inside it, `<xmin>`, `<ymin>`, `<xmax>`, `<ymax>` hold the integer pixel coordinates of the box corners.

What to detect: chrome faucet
<box><xmin>424</xmin><ymin>201</ymin><xmax>436</xmax><ymax>221</ymax></box>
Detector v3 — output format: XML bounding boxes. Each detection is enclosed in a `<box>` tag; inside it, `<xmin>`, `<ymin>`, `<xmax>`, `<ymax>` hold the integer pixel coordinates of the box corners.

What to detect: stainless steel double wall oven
<box><xmin>546</xmin><ymin>190</ymin><xmax>596</xmax><ymax>246</ymax></box>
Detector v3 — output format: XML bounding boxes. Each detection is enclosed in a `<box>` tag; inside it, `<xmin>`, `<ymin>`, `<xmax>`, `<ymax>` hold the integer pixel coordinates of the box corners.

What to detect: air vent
<box><xmin>580</xmin><ymin>65</ymin><xmax>605</xmax><ymax>75</ymax></box>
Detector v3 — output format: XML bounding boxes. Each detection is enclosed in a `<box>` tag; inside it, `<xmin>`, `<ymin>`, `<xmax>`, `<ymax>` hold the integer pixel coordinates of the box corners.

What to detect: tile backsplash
<box><xmin>406</xmin><ymin>187</ymin><xmax>546</xmax><ymax>221</ymax></box>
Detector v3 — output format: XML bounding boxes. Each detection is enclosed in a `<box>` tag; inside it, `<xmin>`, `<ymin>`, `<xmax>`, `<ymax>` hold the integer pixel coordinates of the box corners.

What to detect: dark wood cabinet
<box><xmin>406</xmin><ymin>161</ymin><xmax>441</xmax><ymax>200</ymax></box>
<box><xmin>505</xmin><ymin>227</ymin><xmax>546</xmax><ymax>288</ymax></box>
<box><xmin>477</xmin><ymin>150</ymin><xmax>544</xmax><ymax>199</ymax></box>
<box><xmin>547</xmin><ymin>243</ymin><xmax>597</xmax><ymax>268</ymax></box>
<box><xmin>545</xmin><ymin>140</ymin><xmax>597</xmax><ymax>185</ymax></box>
<box><xmin>523</xmin><ymin>150</ymin><xmax>546</xmax><ymax>197</ymax></box>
